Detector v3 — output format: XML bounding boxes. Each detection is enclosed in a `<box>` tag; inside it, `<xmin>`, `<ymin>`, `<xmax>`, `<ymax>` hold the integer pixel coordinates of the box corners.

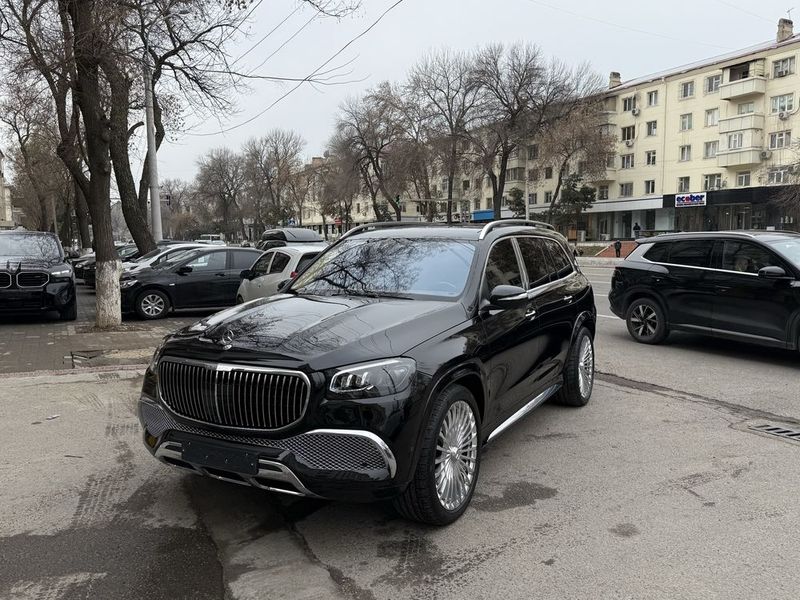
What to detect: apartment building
<box><xmin>579</xmin><ymin>18</ymin><xmax>800</xmax><ymax>239</ymax></box>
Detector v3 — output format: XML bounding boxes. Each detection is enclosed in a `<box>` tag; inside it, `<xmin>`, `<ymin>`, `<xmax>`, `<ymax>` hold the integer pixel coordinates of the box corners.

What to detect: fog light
<box><xmin>145</xmin><ymin>432</ymin><xmax>158</xmax><ymax>448</ymax></box>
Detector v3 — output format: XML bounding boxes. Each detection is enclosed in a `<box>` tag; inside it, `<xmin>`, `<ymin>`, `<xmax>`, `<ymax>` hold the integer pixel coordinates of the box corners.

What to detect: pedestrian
<box><xmin>633</xmin><ymin>222</ymin><xmax>641</xmax><ymax>238</ymax></box>
<box><xmin>614</xmin><ymin>239</ymin><xmax>622</xmax><ymax>258</ymax></box>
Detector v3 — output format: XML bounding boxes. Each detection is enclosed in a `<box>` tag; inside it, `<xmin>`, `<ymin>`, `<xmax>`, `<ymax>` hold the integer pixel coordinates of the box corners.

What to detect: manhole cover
<box><xmin>747</xmin><ymin>422</ymin><xmax>800</xmax><ymax>443</ymax></box>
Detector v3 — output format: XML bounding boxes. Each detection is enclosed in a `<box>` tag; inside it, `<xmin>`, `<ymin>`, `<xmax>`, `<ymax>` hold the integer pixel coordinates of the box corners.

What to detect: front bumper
<box><xmin>0</xmin><ymin>280</ymin><xmax>75</xmax><ymax>314</ymax></box>
<box><xmin>138</xmin><ymin>396</ymin><xmax>404</xmax><ymax>501</ymax></box>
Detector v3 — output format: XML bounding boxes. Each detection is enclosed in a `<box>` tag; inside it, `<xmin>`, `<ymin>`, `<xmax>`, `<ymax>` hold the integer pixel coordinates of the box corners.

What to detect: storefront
<box><xmin>665</xmin><ymin>186</ymin><xmax>797</xmax><ymax>232</ymax></box>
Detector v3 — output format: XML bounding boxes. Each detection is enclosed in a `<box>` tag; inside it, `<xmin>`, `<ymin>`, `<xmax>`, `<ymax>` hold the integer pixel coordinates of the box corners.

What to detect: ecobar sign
<box><xmin>675</xmin><ymin>192</ymin><xmax>707</xmax><ymax>208</ymax></box>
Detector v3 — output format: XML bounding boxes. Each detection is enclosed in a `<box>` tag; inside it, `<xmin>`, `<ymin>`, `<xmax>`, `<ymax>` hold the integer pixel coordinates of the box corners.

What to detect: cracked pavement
<box><xmin>2</xmin><ymin>266</ymin><xmax>800</xmax><ymax>599</ymax></box>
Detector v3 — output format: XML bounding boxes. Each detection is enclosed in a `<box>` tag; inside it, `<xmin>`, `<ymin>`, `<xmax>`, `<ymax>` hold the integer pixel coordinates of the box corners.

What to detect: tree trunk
<box><xmin>547</xmin><ymin>163</ymin><xmax>567</xmax><ymax>222</ymax></box>
<box><xmin>493</xmin><ymin>151</ymin><xmax>510</xmax><ymax>219</ymax></box>
<box><xmin>66</xmin><ymin>0</ymin><xmax>120</xmax><ymax>327</ymax></box>
<box><xmin>105</xmin><ymin>67</ymin><xmax>155</xmax><ymax>254</ymax></box>
<box><xmin>446</xmin><ymin>174</ymin><xmax>454</xmax><ymax>224</ymax></box>
<box><xmin>74</xmin><ymin>180</ymin><xmax>92</xmax><ymax>249</ymax></box>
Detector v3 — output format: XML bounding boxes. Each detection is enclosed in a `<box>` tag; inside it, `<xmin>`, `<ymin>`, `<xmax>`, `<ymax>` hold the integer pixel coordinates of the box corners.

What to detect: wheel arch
<box><xmin>623</xmin><ymin>289</ymin><xmax>669</xmax><ymax>320</ymax></box>
<box><xmin>135</xmin><ymin>285</ymin><xmax>174</xmax><ymax>309</ymax></box>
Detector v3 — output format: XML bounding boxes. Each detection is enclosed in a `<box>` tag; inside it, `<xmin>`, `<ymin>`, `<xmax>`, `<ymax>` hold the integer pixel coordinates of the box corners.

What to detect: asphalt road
<box><xmin>2</xmin><ymin>267</ymin><xmax>800</xmax><ymax>599</ymax></box>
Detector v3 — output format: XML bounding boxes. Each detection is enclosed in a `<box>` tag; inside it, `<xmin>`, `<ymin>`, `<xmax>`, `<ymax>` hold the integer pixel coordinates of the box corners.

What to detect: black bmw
<box><xmin>138</xmin><ymin>222</ymin><xmax>596</xmax><ymax>524</ymax></box>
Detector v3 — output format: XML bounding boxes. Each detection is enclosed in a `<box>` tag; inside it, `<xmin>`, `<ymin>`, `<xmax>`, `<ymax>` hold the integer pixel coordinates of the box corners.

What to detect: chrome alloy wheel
<box><xmin>141</xmin><ymin>294</ymin><xmax>166</xmax><ymax>317</ymax></box>
<box><xmin>577</xmin><ymin>336</ymin><xmax>594</xmax><ymax>398</ymax></box>
<box><xmin>435</xmin><ymin>400</ymin><xmax>478</xmax><ymax>511</ymax></box>
<box><xmin>630</xmin><ymin>304</ymin><xmax>658</xmax><ymax>338</ymax></box>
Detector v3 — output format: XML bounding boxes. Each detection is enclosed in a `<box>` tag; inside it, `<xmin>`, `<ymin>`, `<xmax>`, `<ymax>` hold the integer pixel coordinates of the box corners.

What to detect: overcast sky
<box><xmin>156</xmin><ymin>0</ymin><xmax>796</xmax><ymax>180</ymax></box>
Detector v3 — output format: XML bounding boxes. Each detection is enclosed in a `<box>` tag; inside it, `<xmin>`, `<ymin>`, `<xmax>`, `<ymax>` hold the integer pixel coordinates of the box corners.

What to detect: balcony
<box><xmin>719</xmin><ymin>76</ymin><xmax>767</xmax><ymax>101</ymax></box>
<box><xmin>719</xmin><ymin>113</ymin><xmax>765</xmax><ymax>134</ymax></box>
<box><xmin>717</xmin><ymin>148</ymin><xmax>764</xmax><ymax>167</ymax></box>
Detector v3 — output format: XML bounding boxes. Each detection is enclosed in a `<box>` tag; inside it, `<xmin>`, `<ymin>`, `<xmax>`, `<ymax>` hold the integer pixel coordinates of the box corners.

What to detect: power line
<box><xmin>231</xmin><ymin>4</ymin><xmax>303</xmax><ymax>67</ymax></box>
<box><xmin>245</xmin><ymin>12</ymin><xmax>320</xmax><ymax>76</ymax></box>
<box><xmin>525</xmin><ymin>0</ymin><xmax>734</xmax><ymax>51</ymax></box>
<box><xmin>713</xmin><ymin>0</ymin><xmax>774</xmax><ymax>23</ymax></box>
<box><xmin>188</xmin><ymin>0</ymin><xmax>406</xmax><ymax>137</ymax></box>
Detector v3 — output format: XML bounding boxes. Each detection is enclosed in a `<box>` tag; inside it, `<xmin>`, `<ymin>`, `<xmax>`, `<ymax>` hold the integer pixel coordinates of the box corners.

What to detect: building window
<box><xmin>647</xmin><ymin>90</ymin><xmax>659</xmax><ymax>106</ymax></box>
<box><xmin>646</xmin><ymin>150</ymin><xmax>657</xmax><ymax>165</ymax></box>
<box><xmin>728</xmin><ymin>132</ymin><xmax>744</xmax><ymax>150</ymax></box>
<box><xmin>736</xmin><ymin>171</ymin><xmax>751</xmax><ymax>186</ymax></box>
<box><xmin>677</xmin><ymin>176</ymin><xmax>691</xmax><ymax>193</ymax></box>
<box><xmin>705</xmin><ymin>74</ymin><xmax>722</xmax><ymax>93</ymax></box>
<box><xmin>771</xmin><ymin>93</ymin><xmax>795</xmax><ymax>114</ymax></box>
<box><xmin>704</xmin><ymin>141</ymin><xmax>719</xmax><ymax>158</ymax></box>
<box><xmin>773</xmin><ymin>56</ymin><xmax>796</xmax><ymax>78</ymax></box>
<box><xmin>606</xmin><ymin>154</ymin><xmax>616</xmax><ymax>168</ymax></box>
<box><xmin>621</xmin><ymin>125</ymin><xmax>635</xmax><ymax>141</ymax></box>
<box><xmin>705</xmin><ymin>108</ymin><xmax>719</xmax><ymax>127</ymax></box>
<box><xmin>505</xmin><ymin>167</ymin><xmax>526</xmax><ymax>181</ymax></box>
<box><xmin>738</xmin><ymin>101</ymin><xmax>755</xmax><ymax>114</ymax></box>
<box><xmin>485</xmin><ymin>198</ymin><xmax>492</xmax><ymax>209</ymax></box>
<box><xmin>679</xmin><ymin>145</ymin><xmax>692</xmax><ymax>161</ymax></box>
<box><xmin>729</xmin><ymin>63</ymin><xmax>751</xmax><ymax>81</ymax></box>
<box><xmin>544</xmin><ymin>167</ymin><xmax>553</xmax><ymax>179</ymax></box>
<box><xmin>769</xmin><ymin>130</ymin><xmax>792</xmax><ymax>149</ymax></box>
<box><xmin>473</xmin><ymin>198</ymin><xmax>480</xmax><ymax>211</ymax></box>
<box><xmin>527</xmin><ymin>144</ymin><xmax>539</xmax><ymax>160</ymax></box>
<box><xmin>598</xmin><ymin>185</ymin><xmax>609</xmax><ymax>200</ymax></box>
<box><xmin>703</xmin><ymin>173</ymin><xmax>722</xmax><ymax>190</ymax></box>
<box><xmin>644</xmin><ymin>180</ymin><xmax>656</xmax><ymax>194</ymax></box>
<box><xmin>646</xmin><ymin>120</ymin><xmax>657</xmax><ymax>136</ymax></box>
<box><xmin>619</xmin><ymin>182</ymin><xmax>633</xmax><ymax>197</ymax></box>
<box><xmin>356</xmin><ymin>202</ymin><xmax>360</xmax><ymax>213</ymax></box>
<box><xmin>400</xmin><ymin>203</ymin><xmax>407</xmax><ymax>213</ymax></box>
<box><xmin>621</xmin><ymin>154</ymin><xmax>635</xmax><ymax>169</ymax></box>
<box><xmin>680</xmin><ymin>113</ymin><xmax>693</xmax><ymax>131</ymax></box>
<box><xmin>544</xmin><ymin>191</ymin><xmax>553</xmax><ymax>203</ymax></box>
<box><xmin>768</xmin><ymin>167</ymin><xmax>790</xmax><ymax>184</ymax></box>
<box><xmin>528</xmin><ymin>193</ymin><xmax>538</xmax><ymax>205</ymax></box>
<box><xmin>622</xmin><ymin>96</ymin><xmax>636</xmax><ymax>111</ymax></box>
<box><xmin>462</xmin><ymin>179</ymin><xmax>470</xmax><ymax>191</ymax></box>
<box><xmin>679</xmin><ymin>81</ymin><xmax>695</xmax><ymax>99</ymax></box>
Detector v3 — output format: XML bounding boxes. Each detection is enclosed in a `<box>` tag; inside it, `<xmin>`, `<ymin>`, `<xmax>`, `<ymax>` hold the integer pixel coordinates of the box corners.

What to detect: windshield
<box><xmin>766</xmin><ymin>237</ymin><xmax>800</xmax><ymax>266</ymax></box>
<box><xmin>136</xmin><ymin>248</ymin><xmax>163</xmax><ymax>262</ymax></box>
<box><xmin>0</xmin><ymin>234</ymin><xmax>61</xmax><ymax>260</ymax></box>
<box><xmin>291</xmin><ymin>237</ymin><xmax>476</xmax><ymax>299</ymax></box>
<box><xmin>118</xmin><ymin>246</ymin><xmax>139</xmax><ymax>259</ymax></box>
<box><xmin>154</xmin><ymin>249</ymin><xmax>201</xmax><ymax>270</ymax></box>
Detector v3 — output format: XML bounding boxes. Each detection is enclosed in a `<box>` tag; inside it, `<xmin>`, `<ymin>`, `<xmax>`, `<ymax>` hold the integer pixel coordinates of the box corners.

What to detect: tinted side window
<box><xmin>269</xmin><ymin>252</ymin><xmax>291</xmax><ymax>274</ymax></box>
<box><xmin>516</xmin><ymin>237</ymin><xmax>551</xmax><ymax>288</ymax></box>
<box><xmin>296</xmin><ymin>253</ymin><xmax>320</xmax><ymax>273</ymax></box>
<box><xmin>252</xmin><ymin>252</ymin><xmax>273</xmax><ymax>275</ymax></box>
<box><xmin>186</xmin><ymin>251</ymin><xmax>226</xmax><ymax>271</ymax></box>
<box><xmin>722</xmin><ymin>241</ymin><xmax>781</xmax><ymax>274</ymax></box>
<box><xmin>668</xmin><ymin>241</ymin><xmax>714</xmax><ymax>268</ymax></box>
<box><xmin>231</xmin><ymin>250</ymin><xmax>258</xmax><ymax>270</ymax></box>
<box><xmin>542</xmin><ymin>239</ymin><xmax>573</xmax><ymax>279</ymax></box>
<box><xmin>485</xmin><ymin>239</ymin><xmax>523</xmax><ymax>289</ymax></box>
<box><xmin>643</xmin><ymin>243</ymin><xmax>669</xmax><ymax>263</ymax></box>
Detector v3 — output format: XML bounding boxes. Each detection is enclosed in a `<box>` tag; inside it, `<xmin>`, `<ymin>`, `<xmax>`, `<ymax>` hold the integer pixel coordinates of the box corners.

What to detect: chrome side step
<box><xmin>155</xmin><ymin>441</ymin><xmax>321</xmax><ymax>498</ymax></box>
<box><xmin>486</xmin><ymin>384</ymin><xmax>561</xmax><ymax>443</ymax></box>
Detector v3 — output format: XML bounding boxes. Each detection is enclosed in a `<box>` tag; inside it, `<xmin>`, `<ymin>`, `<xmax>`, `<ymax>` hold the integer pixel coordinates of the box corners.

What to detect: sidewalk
<box><xmin>0</xmin><ymin>286</ymin><xmax>198</xmax><ymax>374</ymax></box>
<box><xmin>577</xmin><ymin>256</ymin><xmax>622</xmax><ymax>268</ymax></box>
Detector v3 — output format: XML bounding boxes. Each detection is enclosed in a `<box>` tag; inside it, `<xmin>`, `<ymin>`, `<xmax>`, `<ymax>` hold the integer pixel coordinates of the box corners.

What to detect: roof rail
<box><xmin>478</xmin><ymin>219</ymin><xmax>554</xmax><ymax>240</ymax></box>
<box><xmin>338</xmin><ymin>221</ymin><xmax>459</xmax><ymax>242</ymax></box>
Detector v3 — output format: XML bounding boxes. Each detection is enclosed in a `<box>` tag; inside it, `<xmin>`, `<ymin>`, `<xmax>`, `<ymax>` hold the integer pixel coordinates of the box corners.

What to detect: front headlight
<box><xmin>329</xmin><ymin>358</ymin><xmax>416</xmax><ymax>399</ymax></box>
<box><xmin>120</xmin><ymin>278</ymin><xmax>138</xmax><ymax>289</ymax></box>
<box><xmin>50</xmin><ymin>266</ymin><xmax>73</xmax><ymax>279</ymax></box>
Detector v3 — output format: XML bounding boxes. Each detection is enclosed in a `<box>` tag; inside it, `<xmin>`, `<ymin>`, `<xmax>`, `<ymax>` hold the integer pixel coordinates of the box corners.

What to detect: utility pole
<box><xmin>143</xmin><ymin>54</ymin><xmax>162</xmax><ymax>242</ymax></box>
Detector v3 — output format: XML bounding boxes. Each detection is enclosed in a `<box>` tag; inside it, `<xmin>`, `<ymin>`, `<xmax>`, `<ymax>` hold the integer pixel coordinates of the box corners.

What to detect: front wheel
<box><xmin>555</xmin><ymin>327</ymin><xmax>594</xmax><ymax>407</ymax></box>
<box><xmin>393</xmin><ymin>385</ymin><xmax>480</xmax><ymax>525</ymax></box>
<box><xmin>626</xmin><ymin>298</ymin><xmax>668</xmax><ymax>344</ymax></box>
<box><xmin>135</xmin><ymin>290</ymin><xmax>170</xmax><ymax>320</ymax></box>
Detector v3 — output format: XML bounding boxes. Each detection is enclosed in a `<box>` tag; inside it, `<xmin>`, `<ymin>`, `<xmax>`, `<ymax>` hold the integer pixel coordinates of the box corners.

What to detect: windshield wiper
<box><xmin>327</xmin><ymin>290</ymin><xmax>413</xmax><ymax>300</ymax></box>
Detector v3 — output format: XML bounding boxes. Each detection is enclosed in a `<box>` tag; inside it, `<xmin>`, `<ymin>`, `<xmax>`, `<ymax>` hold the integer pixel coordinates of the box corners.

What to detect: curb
<box><xmin>0</xmin><ymin>364</ymin><xmax>146</xmax><ymax>381</ymax></box>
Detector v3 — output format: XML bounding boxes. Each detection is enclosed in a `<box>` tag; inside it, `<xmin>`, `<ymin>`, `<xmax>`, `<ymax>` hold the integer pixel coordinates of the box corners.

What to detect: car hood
<box><xmin>165</xmin><ymin>294</ymin><xmax>468</xmax><ymax>371</ymax></box>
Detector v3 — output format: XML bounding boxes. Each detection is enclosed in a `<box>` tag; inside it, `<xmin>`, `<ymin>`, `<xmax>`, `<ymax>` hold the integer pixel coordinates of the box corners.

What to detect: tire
<box><xmin>554</xmin><ymin>327</ymin><xmax>594</xmax><ymax>407</ymax></box>
<box><xmin>135</xmin><ymin>289</ymin><xmax>170</xmax><ymax>320</ymax></box>
<box><xmin>393</xmin><ymin>385</ymin><xmax>481</xmax><ymax>526</ymax></box>
<box><xmin>59</xmin><ymin>299</ymin><xmax>78</xmax><ymax>321</ymax></box>
<box><xmin>625</xmin><ymin>297</ymin><xmax>668</xmax><ymax>344</ymax></box>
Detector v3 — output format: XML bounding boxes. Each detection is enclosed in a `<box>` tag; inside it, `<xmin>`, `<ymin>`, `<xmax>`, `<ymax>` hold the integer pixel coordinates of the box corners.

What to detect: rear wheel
<box><xmin>135</xmin><ymin>290</ymin><xmax>170</xmax><ymax>320</ymax></box>
<box><xmin>393</xmin><ymin>385</ymin><xmax>480</xmax><ymax>525</ymax></box>
<box><xmin>555</xmin><ymin>327</ymin><xmax>594</xmax><ymax>407</ymax></box>
<box><xmin>625</xmin><ymin>298</ymin><xmax>668</xmax><ymax>344</ymax></box>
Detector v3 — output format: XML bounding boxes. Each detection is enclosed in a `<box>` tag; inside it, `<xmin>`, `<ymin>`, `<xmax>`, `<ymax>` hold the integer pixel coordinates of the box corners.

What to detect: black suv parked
<box><xmin>0</xmin><ymin>230</ymin><xmax>76</xmax><ymax>320</ymax></box>
<box><xmin>121</xmin><ymin>246</ymin><xmax>262</xmax><ymax>319</ymax></box>
<box><xmin>138</xmin><ymin>221</ymin><xmax>596</xmax><ymax>524</ymax></box>
<box><xmin>609</xmin><ymin>231</ymin><xmax>800</xmax><ymax>350</ymax></box>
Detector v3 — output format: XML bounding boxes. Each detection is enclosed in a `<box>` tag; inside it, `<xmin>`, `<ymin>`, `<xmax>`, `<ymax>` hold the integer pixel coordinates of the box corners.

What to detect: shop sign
<box><xmin>675</xmin><ymin>192</ymin><xmax>707</xmax><ymax>208</ymax></box>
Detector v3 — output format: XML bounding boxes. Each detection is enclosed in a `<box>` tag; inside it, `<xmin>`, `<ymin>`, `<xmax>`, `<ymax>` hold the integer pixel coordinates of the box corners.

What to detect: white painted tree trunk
<box><xmin>95</xmin><ymin>260</ymin><xmax>122</xmax><ymax>328</ymax></box>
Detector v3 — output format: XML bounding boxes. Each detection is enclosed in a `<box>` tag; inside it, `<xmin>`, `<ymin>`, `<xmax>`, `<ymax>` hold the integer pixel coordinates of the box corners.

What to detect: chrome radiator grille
<box><xmin>17</xmin><ymin>272</ymin><xmax>49</xmax><ymax>287</ymax></box>
<box><xmin>158</xmin><ymin>358</ymin><xmax>310</xmax><ymax>431</ymax></box>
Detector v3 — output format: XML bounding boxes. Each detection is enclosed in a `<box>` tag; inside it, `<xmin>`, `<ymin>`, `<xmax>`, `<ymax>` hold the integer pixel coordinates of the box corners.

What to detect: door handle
<box><xmin>563</xmin><ymin>295</ymin><xmax>573</xmax><ymax>303</ymax></box>
<box><xmin>525</xmin><ymin>308</ymin><xmax>537</xmax><ymax>319</ymax></box>
<box><xmin>715</xmin><ymin>285</ymin><xmax>731</xmax><ymax>293</ymax></box>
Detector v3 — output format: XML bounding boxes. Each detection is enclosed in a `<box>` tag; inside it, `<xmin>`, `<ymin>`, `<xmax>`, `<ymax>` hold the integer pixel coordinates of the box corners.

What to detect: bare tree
<box><xmin>195</xmin><ymin>147</ymin><xmax>247</xmax><ymax>240</ymax></box>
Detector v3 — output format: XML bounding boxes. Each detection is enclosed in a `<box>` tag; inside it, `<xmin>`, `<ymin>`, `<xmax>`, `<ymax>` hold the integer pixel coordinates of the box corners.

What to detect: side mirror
<box><xmin>240</xmin><ymin>269</ymin><xmax>252</xmax><ymax>280</ymax></box>
<box><xmin>758</xmin><ymin>266</ymin><xmax>792</xmax><ymax>280</ymax></box>
<box><xmin>277</xmin><ymin>279</ymin><xmax>292</xmax><ymax>293</ymax></box>
<box><xmin>176</xmin><ymin>265</ymin><xmax>193</xmax><ymax>275</ymax></box>
<box><xmin>489</xmin><ymin>285</ymin><xmax>528</xmax><ymax>309</ymax></box>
